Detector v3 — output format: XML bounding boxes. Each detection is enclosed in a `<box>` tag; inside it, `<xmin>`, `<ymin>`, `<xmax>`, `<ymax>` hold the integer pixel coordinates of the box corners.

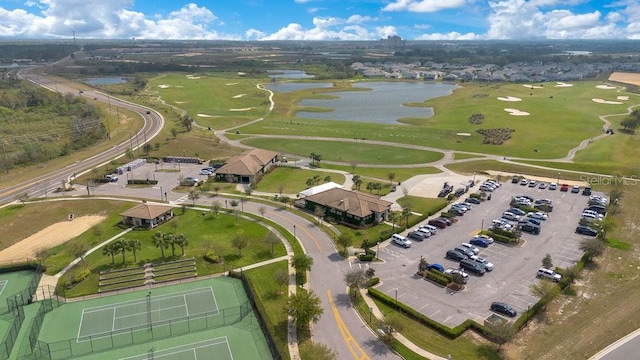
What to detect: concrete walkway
<box><xmin>360</xmin><ymin>288</ymin><xmax>447</xmax><ymax>360</ymax></box>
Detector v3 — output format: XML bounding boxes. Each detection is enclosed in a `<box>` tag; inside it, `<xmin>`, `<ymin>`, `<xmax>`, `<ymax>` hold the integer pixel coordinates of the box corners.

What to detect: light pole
<box><xmin>160</xmin><ymin>186</ymin><xmax>163</xmax><ymax>201</ymax></box>
<box><xmin>395</xmin><ymin>289</ymin><xmax>398</xmax><ymax>309</ymax></box>
<box><xmin>473</xmin><ymin>172</ymin><xmax>476</xmax><ymax>183</ymax></box>
<box><xmin>241</xmin><ymin>198</ymin><xmax>244</xmax><ymax>212</ymax></box>
<box><xmin>293</xmin><ymin>225</ymin><xmax>296</xmax><ymax>239</ymax></box>
<box><xmin>376</xmin><ymin>241</ymin><xmax>380</xmax><ymax>260</ymax></box>
<box><xmin>369</xmin><ymin>307</ymin><xmax>373</xmax><ymax>322</ymax></box>
<box><xmin>481</xmin><ymin>218</ymin><xmax>484</xmax><ymax>232</ymax></box>
<box><xmin>557</xmin><ymin>172</ymin><xmax>560</xmax><ymax>183</ymax></box>
<box><xmin>225</xmin><ymin>200</ymin><xmax>228</xmax><ymax>210</ymax></box>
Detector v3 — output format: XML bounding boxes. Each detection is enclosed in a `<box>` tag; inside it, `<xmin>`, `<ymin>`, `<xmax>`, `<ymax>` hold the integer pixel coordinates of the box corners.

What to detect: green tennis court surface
<box><xmin>119</xmin><ymin>337</ymin><xmax>233</xmax><ymax>360</ymax></box>
<box><xmin>78</xmin><ymin>287</ymin><xmax>218</xmax><ymax>341</ymax></box>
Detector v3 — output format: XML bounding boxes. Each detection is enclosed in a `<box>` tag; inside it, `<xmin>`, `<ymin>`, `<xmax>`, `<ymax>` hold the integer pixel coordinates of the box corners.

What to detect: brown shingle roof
<box><xmin>120</xmin><ymin>203</ymin><xmax>174</xmax><ymax>220</ymax></box>
<box><xmin>216</xmin><ymin>149</ymin><xmax>278</xmax><ymax>176</ymax></box>
<box><xmin>305</xmin><ymin>188</ymin><xmax>392</xmax><ymax>218</ymax></box>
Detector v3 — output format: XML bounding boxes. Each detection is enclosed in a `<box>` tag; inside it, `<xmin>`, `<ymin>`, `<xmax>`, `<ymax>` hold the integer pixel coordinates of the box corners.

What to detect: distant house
<box><xmin>302</xmin><ymin>188</ymin><xmax>392</xmax><ymax>228</ymax></box>
<box><xmin>120</xmin><ymin>203</ymin><xmax>174</xmax><ymax>229</ymax></box>
<box><xmin>215</xmin><ymin>149</ymin><xmax>278</xmax><ymax>184</ymax></box>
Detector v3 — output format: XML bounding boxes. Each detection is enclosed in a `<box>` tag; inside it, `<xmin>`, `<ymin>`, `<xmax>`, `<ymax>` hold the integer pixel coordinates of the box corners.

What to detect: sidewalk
<box><xmin>360</xmin><ymin>288</ymin><xmax>447</xmax><ymax>360</ymax></box>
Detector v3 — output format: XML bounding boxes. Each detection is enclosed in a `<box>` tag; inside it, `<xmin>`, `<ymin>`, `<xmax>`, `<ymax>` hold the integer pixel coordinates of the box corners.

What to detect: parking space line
<box><xmin>418</xmin><ymin>304</ymin><xmax>430</xmax><ymax>311</ymax></box>
<box><xmin>430</xmin><ymin>309</ymin><xmax>441</xmax><ymax>317</ymax></box>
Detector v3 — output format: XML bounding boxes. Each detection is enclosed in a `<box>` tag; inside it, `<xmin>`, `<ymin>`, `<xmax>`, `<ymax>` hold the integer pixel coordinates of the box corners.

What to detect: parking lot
<box><xmin>373</xmin><ymin>179</ymin><xmax>604</xmax><ymax>326</ymax></box>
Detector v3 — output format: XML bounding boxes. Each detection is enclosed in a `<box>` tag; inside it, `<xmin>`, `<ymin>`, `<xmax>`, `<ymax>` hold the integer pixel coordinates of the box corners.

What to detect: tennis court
<box><xmin>119</xmin><ymin>337</ymin><xmax>232</xmax><ymax>360</ymax></box>
<box><xmin>77</xmin><ymin>287</ymin><xmax>218</xmax><ymax>341</ymax></box>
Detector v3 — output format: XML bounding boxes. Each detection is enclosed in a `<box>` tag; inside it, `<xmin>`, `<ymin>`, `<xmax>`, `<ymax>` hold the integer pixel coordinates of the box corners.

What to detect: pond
<box><xmin>266</xmin><ymin>70</ymin><xmax>314</xmax><ymax>79</ymax></box>
<box><xmin>263</xmin><ymin>82</ymin><xmax>334</xmax><ymax>93</ymax></box>
<box><xmin>296</xmin><ymin>81</ymin><xmax>458</xmax><ymax>124</ymax></box>
<box><xmin>84</xmin><ymin>77</ymin><xmax>128</xmax><ymax>85</ymax></box>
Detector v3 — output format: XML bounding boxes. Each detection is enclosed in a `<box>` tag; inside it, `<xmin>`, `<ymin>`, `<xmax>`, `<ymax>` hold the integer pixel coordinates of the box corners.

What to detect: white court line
<box><xmin>0</xmin><ymin>280</ymin><xmax>8</xmax><ymax>296</ymax></box>
<box><xmin>83</xmin><ymin>287</ymin><xmax>213</xmax><ymax>313</ymax></box>
<box><xmin>118</xmin><ymin>337</ymin><xmax>230</xmax><ymax>360</ymax></box>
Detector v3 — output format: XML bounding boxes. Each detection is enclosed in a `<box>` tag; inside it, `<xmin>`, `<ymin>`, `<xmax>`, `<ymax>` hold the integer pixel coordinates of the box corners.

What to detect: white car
<box><xmin>444</xmin><ymin>269</ymin><xmax>469</xmax><ymax>284</ymax></box>
<box><xmin>549</xmin><ymin>182</ymin><xmax>558</xmax><ymax>190</ymax></box>
<box><xmin>581</xmin><ymin>212</ymin><xmax>602</xmax><ymax>221</ymax></box>
<box><xmin>419</xmin><ymin>224</ymin><xmax>439</xmax><ymax>234</ymax></box>
<box><xmin>470</xmin><ymin>255</ymin><xmax>494</xmax><ymax>271</ymax></box>
<box><xmin>485</xmin><ymin>180</ymin><xmax>501</xmax><ymax>187</ymax></box>
<box><xmin>502</xmin><ymin>212</ymin><xmax>521</xmax><ymax>221</ymax></box>
<box><xmin>391</xmin><ymin>234</ymin><xmax>412</xmax><ymax>248</ymax></box>
<box><xmin>527</xmin><ymin>212</ymin><xmax>548</xmax><ymax>220</ymax></box>
<box><xmin>583</xmin><ymin>210</ymin><xmax>604</xmax><ymax>220</ymax></box>
<box><xmin>460</xmin><ymin>243</ymin><xmax>480</xmax><ymax>255</ymax></box>
<box><xmin>492</xmin><ymin>219</ymin><xmax>513</xmax><ymax>230</ymax></box>
<box><xmin>537</xmin><ymin>268</ymin><xmax>562</xmax><ymax>282</ymax></box>
<box><xmin>416</xmin><ymin>228</ymin><xmax>432</xmax><ymax>237</ymax></box>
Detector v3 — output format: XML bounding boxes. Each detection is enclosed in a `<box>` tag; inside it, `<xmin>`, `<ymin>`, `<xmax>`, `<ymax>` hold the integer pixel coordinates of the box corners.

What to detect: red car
<box><xmin>560</xmin><ymin>184</ymin><xmax>569</xmax><ymax>192</ymax></box>
<box><xmin>428</xmin><ymin>218</ymin><xmax>448</xmax><ymax>229</ymax></box>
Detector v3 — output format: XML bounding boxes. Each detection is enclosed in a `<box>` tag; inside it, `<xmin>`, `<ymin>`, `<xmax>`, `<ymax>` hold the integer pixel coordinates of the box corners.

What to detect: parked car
<box><xmin>527</xmin><ymin>212</ymin><xmax>548</xmax><ymax>220</ymax></box>
<box><xmin>511</xmin><ymin>176</ymin><xmax>520</xmax><ymax>184</ymax></box>
<box><xmin>479</xmin><ymin>185</ymin><xmax>494</xmax><ymax>192</ymax></box>
<box><xmin>200</xmin><ymin>169</ymin><xmax>213</xmax><ymax>175</ymax></box>
<box><xmin>528</xmin><ymin>180</ymin><xmax>537</xmax><ymax>187</ymax></box>
<box><xmin>537</xmin><ymin>268</ymin><xmax>562</xmax><ymax>282</ymax></box>
<box><xmin>459</xmin><ymin>259</ymin><xmax>486</xmax><ymax>275</ymax></box>
<box><xmin>391</xmin><ymin>234</ymin><xmax>412</xmax><ymax>248</ymax></box>
<box><xmin>586</xmin><ymin>205</ymin><xmax>607</xmax><ymax>215</ymax></box>
<box><xmin>571</xmin><ymin>185</ymin><xmax>580</xmax><ymax>193</ymax></box>
<box><xmin>426</xmin><ymin>263</ymin><xmax>445</xmax><ymax>273</ymax></box>
<box><xmin>502</xmin><ymin>212</ymin><xmax>520</xmax><ymax>221</ymax></box>
<box><xmin>549</xmin><ymin>182</ymin><xmax>557</xmax><ymax>190</ymax></box>
<box><xmin>465</xmin><ymin>197</ymin><xmax>481</xmax><ymax>205</ymax></box>
<box><xmin>520</xmin><ymin>178</ymin><xmax>528</xmax><ymax>186</ymax></box>
<box><xmin>508</xmin><ymin>207</ymin><xmax>526</xmax><ymax>216</ymax></box>
<box><xmin>419</xmin><ymin>224</ymin><xmax>439</xmax><ymax>234</ymax></box>
<box><xmin>455</xmin><ymin>246</ymin><xmax>476</xmax><ymax>259</ymax></box>
<box><xmin>470</xmin><ymin>237</ymin><xmax>491</xmax><ymax>248</ymax></box>
<box><xmin>407</xmin><ymin>231</ymin><xmax>428</xmax><ymax>241</ymax></box>
<box><xmin>519</xmin><ymin>223</ymin><xmax>540</xmax><ymax>235</ymax></box>
<box><xmin>576</xmin><ymin>226</ymin><xmax>598</xmax><ymax>236</ymax></box>
<box><xmin>438</xmin><ymin>217</ymin><xmax>453</xmax><ymax>226</ymax></box>
<box><xmin>460</xmin><ymin>243</ymin><xmax>480</xmax><ymax>255</ymax></box>
<box><xmin>104</xmin><ymin>174</ymin><xmax>118</xmax><ymax>182</ymax></box>
<box><xmin>538</xmin><ymin>182</ymin><xmax>547</xmax><ymax>189</ymax></box>
<box><xmin>469</xmin><ymin>255</ymin><xmax>494</xmax><ymax>271</ymax></box>
<box><xmin>416</xmin><ymin>228</ymin><xmax>432</xmax><ymax>237</ymax></box>
<box><xmin>428</xmin><ymin>218</ymin><xmax>448</xmax><ymax>229</ymax></box>
<box><xmin>444</xmin><ymin>269</ymin><xmax>469</xmax><ymax>284</ymax></box>
<box><xmin>519</xmin><ymin>217</ymin><xmax>541</xmax><ymax>226</ymax></box>
<box><xmin>581</xmin><ymin>212</ymin><xmax>602</xmax><ymax>221</ymax></box>
<box><xmin>448</xmin><ymin>208</ymin><xmax>465</xmax><ymax>217</ymax></box>
<box><xmin>582</xmin><ymin>186</ymin><xmax>592</xmax><ymax>196</ymax></box>
<box><xmin>491</xmin><ymin>302</ymin><xmax>517</xmax><ymax>317</ymax></box>
<box><xmin>445</xmin><ymin>249</ymin><xmax>468</xmax><ymax>261</ymax></box>
<box><xmin>560</xmin><ymin>184</ymin><xmax>569</xmax><ymax>192</ymax></box>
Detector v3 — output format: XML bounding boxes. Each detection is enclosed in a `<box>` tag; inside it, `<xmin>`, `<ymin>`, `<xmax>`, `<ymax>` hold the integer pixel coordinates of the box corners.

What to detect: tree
<box><xmin>286</xmin><ymin>290</ymin><xmax>324</xmax><ymax>328</ymax></box>
<box><xmin>170</xmin><ymin>128</ymin><xmax>178</xmax><ymax>139</ymax></box>
<box><xmin>213</xmin><ymin>185</ymin><xmax>221</xmax><ymax>196</ymax></box>
<box><xmin>188</xmin><ymin>189</ymin><xmax>200</xmax><ymax>205</ymax></box>
<box><xmin>265</xmin><ymin>232</ymin><xmax>280</xmax><ymax>256</ymax></box>
<box><xmin>152</xmin><ymin>231</ymin><xmax>169</xmax><ymax>258</ymax></box>
<box><xmin>530</xmin><ymin>280</ymin><xmax>560</xmax><ymax>311</ymax></box>
<box><xmin>298</xmin><ymin>341</ymin><xmax>337</xmax><ymax>360</ymax></box>
<box><xmin>113</xmin><ymin>239</ymin><xmax>127</xmax><ymax>264</ymax></box>
<box><xmin>16</xmin><ymin>193</ymin><xmax>29</xmax><ymax>206</ymax></box>
<box><xmin>352</xmin><ymin>175</ymin><xmax>363</xmax><ymax>190</ymax></box>
<box><xmin>229</xmin><ymin>200</ymin><xmax>239</xmax><ymax>222</ymax></box>
<box><xmin>258</xmin><ymin>206</ymin><xmax>266</xmax><ymax>218</ymax></box>
<box><xmin>344</xmin><ymin>269</ymin><xmax>369</xmax><ymax>300</ymax></box>
<box><xmin>278</xmin><ymin>184</ymin><xmax>285</xmax><ymax>195</ymax></box>
<box><xmin>173</xmin><ymin>234</ymin><xmax>189</xmax><ymax>256</ymax></box>
<box><xmin>92</xmin><ymin>225</ymin><xmax>104</xmax><ymax>242</ymax></box>
<box><xmin>181</xmin><ymin>115</ymin><xmax>193</xmax><ymax>131</ymax></box>
<box><xmin>542</xmin><ymin>254</ymin><xmax>553</xmax><ymax>269</ymax></box>
<box><xmin>244</xmin><ymin>186</ymin><xmax>253</xmax><ymax>198</ymax></box>
<box><xmin>211</xmin><ymin>201</ymin><xmax>221</xmax><ymax>217</ymax></box>
<box><xmin>274</xmin><ymin>269</ymin><xmax>289</xmax><ymax>295</ymax></box>
<box><xmin>388</xmin><ymin>211</ymin><xmax>399</xmax><ymax>231</ymax></box>
<box><xmin>323</xmin><ymin>175</ymin><xmax>331</xmax><ymax>183</ymax></box>
<box><xmin>142</xmin><ymin>143</ymin><xmax>152</xmax><ymax>154</ymax></box>
<box><xmin>387</xmin><ymin>172</ymin><xmax>396</xmax><ymax>185</ymax></box>
<box><xmin>579</xmin><ymin>238</ymin><xmax>607</xmax><ymax>262</ymax></box>
<box><xmin>291</xmin><ymin>254</ymin><xmax>314</xmax><ymax>275</ymax></box>
<box><xmin>126</xmin><ymin>239</ymin><xmax>142</xmax><ymax>262</ymax></box>
<box><xmin>486</xmin><ymin>320</ymin><xmax>516</xmax><ymax>352</ymax></box>
<box><xmin>314</xmin><ymin>207</ymin><xmax>325</xmax><ymax>225</ymax></box>
<box><xmin>379</xmin><ymin>317</ymin><xmax>404</xmax><ymax>344</ymax></box>
<box><xmin>335</xmin><ymin>233</ymin><xmax>353</xmax><ymax>254</ymax></box>
<box><xmin>350</xmin><ymin>162</ymin><xmax>358</xmax><ymax>173</ymax></box>
<box><xmin>232</xmin><ymin>233</ymin><xmax>249</xmax><ymax>256</ymax></box>
<box><xmin>620</xmin><ymin>116</ymin><xmax>640</xmax><ymax>132</ymax></box>
<box><xmin>125</xmin><ymin>147</ymin><xmax>134</xmax><ymax>161</ymax></box>
<box><xmin>401</xmin><ymin>207</ymin><xmax>412</xmax><ymax>228</ymax></box>
<box><xmin>102</xmin><ymin>243</ymin><xmax>118</xmax><ymax>264</ymax></box>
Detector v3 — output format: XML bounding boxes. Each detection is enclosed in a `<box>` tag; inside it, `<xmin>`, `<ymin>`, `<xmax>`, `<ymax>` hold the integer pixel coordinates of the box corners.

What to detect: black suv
<box><xmin>460</xmin><ymin>259</ymin><xmax>486</xmax><ymax>275</ymax></box>
<box><xmin>576</xmin><ymin>226</ymin><xmax>598</xmax><ymax>236</ymax></box>
<box><xmin>491</xmin><ymin>302</ymin><xmax>517</xmax><ymax>317</ymax></box>
<box><xmin>407</xmin><ymin>231</ymin><xmax>427</xmax><ymax>241</ymax></box>
<box><xmin>445</xmin><ymin>249</ymin><xmax>468</xmax><ymax>261</ymax></box>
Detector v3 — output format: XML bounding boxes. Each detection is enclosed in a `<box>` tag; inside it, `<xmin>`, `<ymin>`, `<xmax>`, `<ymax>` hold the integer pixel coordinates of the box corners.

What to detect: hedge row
<box><xmin>127</xmin><ymin>179</ymin><xmax>159</xmax><ymax>185</ymax></box>
<box><xmin>424</xmin><ymin>270</ymin><xmax>450</xmax><ymax>286</ymax></box>
<box><xmin>367</xmin><ymin>277</ymin><xmax>380</xmax><ymax>287</ymax></box>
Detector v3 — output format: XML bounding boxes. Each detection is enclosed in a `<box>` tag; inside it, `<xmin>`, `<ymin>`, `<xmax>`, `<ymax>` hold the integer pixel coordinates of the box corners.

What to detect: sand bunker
<box><xmin>504</xmin><ymin>108</ymin><xmax>530</xmax><ymax>116</ymax></box>
<box><xmin>229</xmin><ymin>108</ymin><xmax>252</xmax><ymax>111</ymax></box>
<box><xmin>456</xmin><ymin>133</ymin><xmax>471</xmax><ymax>136</ymax></box>
<box><xmin>226</xmin><ymin>83</ymin><xmax>238</xmax><ymax>86</ymax></box>
<box><xmin>197</xmin><ymin>114</ymin><xmax>220</xmax><ymax>118</ymax></box>
<box><xmin>617</xmin><ymin>96</ymin><xmax>629</xmax><ymax>101</ymax></box>
<box><xmin>523</xmin><ymin>84</ymin><xmax>543</xmax><ymax>89</ymax></box>
<box><xmin>555</xmin><ymin>82</ymin><xmax>574</xmax><ymax>87</ymax></box>
<box><xmin>497</xmin><ymin>96</ymin><xmax>522</xmax><ymax>102</ymax></box>
<box><xmin>175</xmin><ymin>101</ymin><xmax>186</xmax><ymax>104</ymax></box>
<box><xmin>0</xmin><ymin>215</ymin><xmax>106</xmax><ymax>262</ymax></box>
<box><xmin>596</xmin><ymin>85</ymin><xmax>617</xmax><ymax>90</ymax></box>
<box><xmin>186</xmin><ymin>75</ymin><xmax>202</xmax><ymax>80</ymax></box>
<box><xmin>158</xmin><ymin>84</ymin><xmax>170</xmax><ymax>89</ymax></box>
<box><xmin>592</xmin><ymin>98</ymin><xmax>623</xmax><ymax>105</ymax></box>
<box><xmin>232</xmin><ymin>94</ymin><xmax>247</xmax><ymax>98</ymax></box>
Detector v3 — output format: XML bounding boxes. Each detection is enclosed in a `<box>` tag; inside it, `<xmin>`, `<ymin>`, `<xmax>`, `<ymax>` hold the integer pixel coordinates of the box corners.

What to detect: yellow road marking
<box><xmin>271</xmin><ymin>212</ymin><xmax>322</xmax><ymax>251</ymax></box>
<box><xmin>327</xmin><ymin>290</ymin><xmax>370</xmax><ymax>360</ymax></box>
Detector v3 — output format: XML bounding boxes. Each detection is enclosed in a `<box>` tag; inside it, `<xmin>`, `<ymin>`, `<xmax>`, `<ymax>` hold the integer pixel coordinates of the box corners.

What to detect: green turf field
<box><xmin>34</xmin><ymin>277</ymin><xmax>272</xmax><ymax>360</ymax></box>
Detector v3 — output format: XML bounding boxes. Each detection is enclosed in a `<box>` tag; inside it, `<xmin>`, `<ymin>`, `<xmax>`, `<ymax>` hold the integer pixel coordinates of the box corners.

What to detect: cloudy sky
<box><xmin>1</xmin><ymin>0</ymin><xmax>639</xmax><ymax>41</ymax></box>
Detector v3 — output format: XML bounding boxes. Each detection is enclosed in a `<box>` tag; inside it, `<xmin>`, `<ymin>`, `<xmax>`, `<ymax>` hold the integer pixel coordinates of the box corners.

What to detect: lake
<box><xmin>264</xmin><ymin>82</ymin><xmax>334</xmax><ymax>93</ymax></box>
<box><xmin>266</xmin><ymin>70</ymin><xmax>314</xmax><ymax>79</ymax></box>
<box><xmin>84</xmin><ymin>77</ymin><xmax>128</xmax><ymax>85</ymax></box>
<box><xmin>296</xmin><ymin>81</ymin><xmax>458</xmax><ymax>124</ymax></box>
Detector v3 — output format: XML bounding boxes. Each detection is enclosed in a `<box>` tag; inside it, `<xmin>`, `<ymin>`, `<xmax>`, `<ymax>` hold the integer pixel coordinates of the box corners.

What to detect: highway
<box><xmin>0</xmin><ymin>68</ymin><xmax>164</xmax><ymax>205</ymax></box>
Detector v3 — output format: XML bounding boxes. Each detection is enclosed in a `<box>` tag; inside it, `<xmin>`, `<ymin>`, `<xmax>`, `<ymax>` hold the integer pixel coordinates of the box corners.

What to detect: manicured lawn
<box><xmin>244</xmin><ymin>261</ymin><xmax>290</xmax><ymax>359</ymax></box>
<box><xmin>241</xmin><ymin>138</ymin><xmax>444</xmax><ymax>165</ymax></box>
<box><xmin>255</xmin><ymin>167</ymin><xmax>345</xmax><ymax>194</ymax></box>
<box><xmin>397</xmin><ymin>196</ymin><xmax>449</xmax><ymax>217</ymax></box>
<box><xmin>454</xmin><ymin>152</ymin><xmax>485</xmax><ymax>160</ymax></box>
<box><xmin>445</xmin><ymin>160</ymin><xmax>592</xmax><ymax>182</ymax></box>
<box><xmin>320</xmin><ymin>163</ymin><xmax>441</xmax><ymax>182</ymax></box>
<box><xmin>59</xmin><ymin>209</ymin><xmax>286</xmax><ymax>297</ymax></box>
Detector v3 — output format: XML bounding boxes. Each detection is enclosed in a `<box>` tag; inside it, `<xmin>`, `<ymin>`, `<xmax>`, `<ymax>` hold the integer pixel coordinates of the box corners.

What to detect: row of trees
<box><xmin>620</xmin><ymin>109</ymin><xmax>640</xmax><ymax>132</ymax></box>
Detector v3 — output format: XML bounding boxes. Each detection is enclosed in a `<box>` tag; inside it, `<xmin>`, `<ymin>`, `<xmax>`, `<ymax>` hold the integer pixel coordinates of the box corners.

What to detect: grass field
<box><xmin>254</xmin><ymin>167</ymin><xmax>345</xmax><ymax>194</ymax></box>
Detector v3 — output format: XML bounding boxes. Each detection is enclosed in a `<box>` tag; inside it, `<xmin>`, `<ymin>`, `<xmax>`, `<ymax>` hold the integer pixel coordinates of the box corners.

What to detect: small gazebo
<box><xmin>120</xmin><ymin>202</ymin><xmax>174</xmax><ymax>229</ymax></box>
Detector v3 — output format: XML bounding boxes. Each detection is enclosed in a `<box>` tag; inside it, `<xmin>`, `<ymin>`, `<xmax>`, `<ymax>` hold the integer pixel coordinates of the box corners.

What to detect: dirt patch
<box><xmin>609</xmin><ymin>72</ymin><xmax>640</xmax><ymax>86</ymax></box>
<box><xmin>0</xmin><ymin>215</ymin><xmax>106</xmax><ymax>262</ymax></box>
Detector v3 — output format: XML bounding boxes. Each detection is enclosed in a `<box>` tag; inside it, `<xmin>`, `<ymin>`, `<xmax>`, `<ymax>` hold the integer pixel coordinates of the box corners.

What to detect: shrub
<box><xmin>440</xmin><ymin>211</ymin><xmax>452</xmax><ymax>219</ymax></box>
<box><xmin>65</xmin><ymin>269</ymin><xmax>91</xmax><ymax>289</ymax></box>
<box><xmin>358</xmin><ymin>253</ymin><xmax>375</xmax><ymax>262</ymax></box>
<box><xmin>367</xmin><ymin>277</ymin><xmax>380</xmax><ymax>287</ymax></box>
<box><xmin>203</xmin><ymin>250</ymin><xmax>221</xmax><ymax>263</ymax></box>
<box><xmin>424</xmin><ymin>271</ymin><xmax>450</xmax><ymax>286</ymax></box>
<box><xmin>469</xmin><ymin>193</ymin><xmax>482</xmax><ymax>199</ymax></box>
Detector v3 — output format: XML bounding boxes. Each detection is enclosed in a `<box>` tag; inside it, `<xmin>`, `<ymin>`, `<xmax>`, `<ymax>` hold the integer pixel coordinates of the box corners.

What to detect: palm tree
<box><xmin>113</xmin><ymin>239</ymin><xmax>127</xmax><ymax>264</ymax></box>
<box><xmin>401</xmin><ymin>207</ymin><xmax>412</xmax><ymax>228</ymax></box>
<box><xmin>173</xmin><ymin>234</ymin><xmax>189</xmax><ymax>256</ymax></box>
<box><xmin>152</xmin><ymin>231</ymin><xmax>169</xmax><ymax>258</ymax></box>
<box><xmin>165</xmin><ymin>233</ymin><xmax>177</xmax><ymax>257</ymax></box>
<box><xmin>102</xmin><ymin>243</ymin><xmax>118</xmax><ymax>264</ymax></box>
<box><xmin>126</xmin><ymin>239</ymin><xmax>142</xmax><ymax>262</ymax></box>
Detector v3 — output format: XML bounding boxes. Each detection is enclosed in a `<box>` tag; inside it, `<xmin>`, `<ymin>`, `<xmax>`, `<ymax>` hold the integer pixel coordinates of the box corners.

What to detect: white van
<box><xmin>391</xmin><ymin>234</ymin><xmax>411</xmax><ymax>248</ymax></box>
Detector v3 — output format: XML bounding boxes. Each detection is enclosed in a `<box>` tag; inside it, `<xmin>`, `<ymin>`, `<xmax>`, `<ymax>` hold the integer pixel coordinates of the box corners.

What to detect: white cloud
<box><xmin>383</xmin><ymin>0</ymin><xmax>467</xmax><ymax>13</ymax></box>
<box><xmin>294</xmin><ymin>0</ymin><xmax>312</xmax><ymax>3</ymax></box>
<box><xmin>416</xmin><ymin>31</ymin><xmax>481</xmax><ymax>40</ymax></box>
<box><xmin>258</xmin><ymin>21</ymin><xmax>380</xmax><ymax>41</ymax></box>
